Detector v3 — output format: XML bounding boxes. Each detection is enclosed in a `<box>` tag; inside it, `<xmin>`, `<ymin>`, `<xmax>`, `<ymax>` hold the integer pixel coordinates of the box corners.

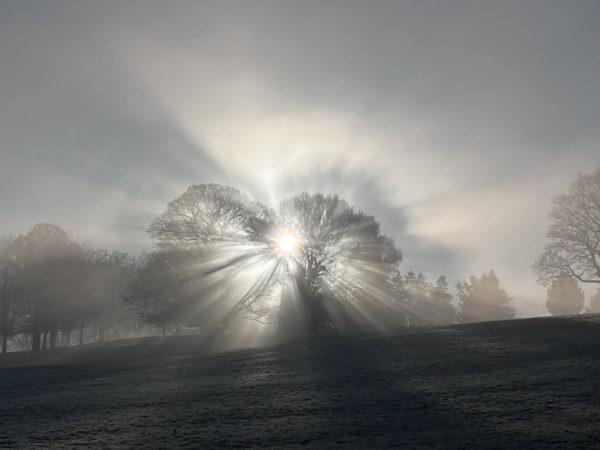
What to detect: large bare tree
<box><xmin>270</xmin><ymin>193</ymin><xmax>403</xmax><ymax>336</ymax></box>
<box><xmin>146</xmin><ymin>185</ymin><xmax>404</xmax><ymax>339</ymax></box>
<box><xmin>533</xmin><ymin>167</ymin><xmax>600</xmax><ymax>285</ymax></box>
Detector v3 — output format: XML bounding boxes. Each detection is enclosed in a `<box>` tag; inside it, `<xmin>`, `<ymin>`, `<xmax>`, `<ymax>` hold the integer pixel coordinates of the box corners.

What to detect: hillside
<box><xmin>1</xmin><ymin>315</ymin><xmax>599</xmax><ymax>449</ymax></box>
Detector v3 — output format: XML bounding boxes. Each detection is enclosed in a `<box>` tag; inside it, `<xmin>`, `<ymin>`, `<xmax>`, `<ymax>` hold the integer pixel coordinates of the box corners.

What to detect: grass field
<box><xmin>1</xmin><ymin>315</ymin><xmax>599</xmax><ymax>449</ymax></box>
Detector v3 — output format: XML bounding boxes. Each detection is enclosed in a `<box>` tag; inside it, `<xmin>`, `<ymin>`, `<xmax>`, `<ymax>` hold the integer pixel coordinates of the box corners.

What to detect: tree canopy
<box><xmin>148</xmin><ymin>184</ymin><xmax>255</xmax><ymax>248</ymax></box>
<box><xmin>271</xmin><ymin>193</ymin><xmax>403</xmax><ymax>336</ymax></box>
<box><xmin>146</xmin><ymin>186</ymin><xmax>404</xmax><ymax>338</ymax></box>
<box><xmin>0</xmin><ymin>223</ymin><xmax>138</xmax><ymax>353</ymax></box>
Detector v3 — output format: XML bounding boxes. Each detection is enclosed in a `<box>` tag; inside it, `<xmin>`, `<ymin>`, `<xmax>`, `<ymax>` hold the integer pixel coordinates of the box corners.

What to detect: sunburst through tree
<box><xmin>139</xmin><ymin>184</ymin><xmax>404</xmax><ymax>342</ymax></box>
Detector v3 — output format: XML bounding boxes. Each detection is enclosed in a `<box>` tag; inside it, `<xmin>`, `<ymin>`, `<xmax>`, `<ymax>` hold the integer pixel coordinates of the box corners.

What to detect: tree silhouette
<box><xmin>545</xmin><ymin>276</ymin><xmax>584</xmax><ymax>316</ymax></box>
<box><xmin>19</xmin><ymin>224</ymin><xmax>84</xmax><ymax>352</ymax></box>
<box><xmin>457</xmin><ymin>270</ymin><xmax>515</xmax><ymax>323</ymax></box>
<box><xmin>585</xmin><ymin>289</ymin><xmax>600</xmax><ymax>314</ymax></box>
<box><xmin>268</xmin><ymin>193</ymin><xmax>403</xmax><ymax>337</ymax></box>
<box><xmin>399</xmin><ymin>272</ymin><xmax>456</xmax><ymax>326</ymax></box>
<box><xmin>148</xmin><ymin>184</ymin><xmax>255</xmax><ymax>248</ymax></box>
<box><xmin>429</xmin><ymin>276</ymin><xmax>457</xmax><ymax>325</ymax></box>
<box><xmin>87</xmin><ymin>250</ymin><xmax>133</xmax><ymax>342</ymax></box>
<box><xmin>403</xmin><ymin>271</ymin><xmax>431</xmax><ymax>326</ymax></box>
<box><xmin>122</xmin><ymin>250</ymin><xmax>189</xmax><ymax>337</ymax></box>
<box><xmin>0</xmin><ymin>236</ymin><xmax>26</xmax><ymax>353</ymax></box>
<box><xmin>147</xmin><ymin>186</ymin><xmax>404</xmax><ymax>339</ymax></box>
<box><xmin>533</xmin><ymin>167</ymin><xmax>600</xmax><ymax>285</ymax></box>
<box><xmin>147</xmin><ymin>184</ymin><xmax>271</xmax><ymax>340</ymax></box>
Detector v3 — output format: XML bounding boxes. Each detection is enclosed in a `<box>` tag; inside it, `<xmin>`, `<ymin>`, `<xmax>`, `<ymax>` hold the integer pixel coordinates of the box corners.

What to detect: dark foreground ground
<box><xmin>1</xmin><ymin>316</ymin><xmax>599</xmax><ymax>449</ymax></box>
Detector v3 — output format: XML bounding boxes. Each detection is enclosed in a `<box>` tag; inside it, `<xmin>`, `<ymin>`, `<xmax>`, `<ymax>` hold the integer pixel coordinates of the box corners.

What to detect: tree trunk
<box><xmin>1</xmin><ymin>333</ymin><xmax>7</xmax><ymax>354</ymax></box>
<box><xmin>162</xmin><ymin>324</ymin><xmax>166</xmax><ymax>338</ymax></box>
<box><xmin>295</xmin><ymin>268</ymin><xmax>331</xmax><ymax>339</ymax></box>
<box><xmin>79</xmin><ymin>321</ymin><xmax>84</xmax><ymax>346</ymax></box>
<box><xmin>42</xmin><ymin>331</ymin><xmax>47</xmax><ymax>350</ymax></box>
<box><xmin>176</xmin><ymin>324</ymin><xmax>182</xmax><ymax>335</ymax></box>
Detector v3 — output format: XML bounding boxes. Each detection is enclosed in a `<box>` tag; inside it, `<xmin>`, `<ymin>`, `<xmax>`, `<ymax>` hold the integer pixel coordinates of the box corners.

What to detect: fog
<box><xmin>2</xmin><ymin>5</ymin><xmax>600</xmax><ymax>449</ymax></box>
<box><xmin>2</xmin><ymin>1</ymin><xmax>599</xmax><ymax>319</ymax></box>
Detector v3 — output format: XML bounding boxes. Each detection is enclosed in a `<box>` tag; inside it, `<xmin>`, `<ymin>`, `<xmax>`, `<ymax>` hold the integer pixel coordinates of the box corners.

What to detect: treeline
<box><xmin>5</xmin><ymin>175</ymin><xmax>599</xmax><ymax>354</ymax></box>
<box><xmin>0</xmin><ymin>224</ymin><xmax>137</xmax><ymax>353</ymax></box>
<box><xmin>0</xmin><ymin>223</ymin><xmax>519</xmax><ymax>354</ymax></box>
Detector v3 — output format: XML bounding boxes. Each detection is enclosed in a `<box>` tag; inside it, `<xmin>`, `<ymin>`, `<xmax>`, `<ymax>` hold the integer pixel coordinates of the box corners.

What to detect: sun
<box><xmin>278</xmin><ymin>234</ymin><xmax>296</xmax><ymax>252</ymax></box>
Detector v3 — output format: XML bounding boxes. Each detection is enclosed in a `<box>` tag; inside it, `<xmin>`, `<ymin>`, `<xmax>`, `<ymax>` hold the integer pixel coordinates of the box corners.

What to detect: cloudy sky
<box><xmin>1</xmin><ymin>1</ymin><xmax>599</xmax><ymax>316</ymax></box>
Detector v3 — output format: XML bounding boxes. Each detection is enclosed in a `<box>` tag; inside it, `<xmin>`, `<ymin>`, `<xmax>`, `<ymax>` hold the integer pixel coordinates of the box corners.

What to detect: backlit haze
<box><xmin>2</xmin><ymin>1</ymin><xmax>599</xmax><ymax>317</ymax></box>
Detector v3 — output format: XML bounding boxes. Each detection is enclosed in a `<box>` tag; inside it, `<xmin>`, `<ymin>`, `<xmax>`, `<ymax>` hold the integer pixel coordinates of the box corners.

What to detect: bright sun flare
<box><xmin>278</xmin><ymin>234</ymin><xmax>296</xmax><ymax>252</ymax></box>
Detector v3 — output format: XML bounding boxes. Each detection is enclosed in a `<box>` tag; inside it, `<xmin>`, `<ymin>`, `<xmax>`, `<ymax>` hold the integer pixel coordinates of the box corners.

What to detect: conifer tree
<box><xmin>546</xmin><ymin>276</ymin><xmax>584</xmax><ymax>316</ymax></box>
<box><xmin>585</xmin><ymin>289</ymin><xmax>600</xmax><ymax>314</ymax></box>
<box><xmin>457</xmin><ymin>270</ymin><xmax>515</xmax><ymax>323</ymax></box>
<box><xmin>429</xmin><ymin>276</ymin><xmax>457</xmax><ymax>325</ymax></box>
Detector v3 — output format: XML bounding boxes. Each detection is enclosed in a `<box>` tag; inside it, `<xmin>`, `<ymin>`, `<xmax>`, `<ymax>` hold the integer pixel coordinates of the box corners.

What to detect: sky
<box><xmin>1</xmin><ymin>1</ymin><xmax>599</xmax><ymax>317</ymax></box>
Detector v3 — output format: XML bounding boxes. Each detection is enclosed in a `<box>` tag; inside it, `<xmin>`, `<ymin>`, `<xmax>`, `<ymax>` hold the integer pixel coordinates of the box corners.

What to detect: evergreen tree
<box><xmin>546</xmin><ymin>276</ymin><xmax>584</xmax><ymax>316</ymax></box>
<box><xmin>585</xmin><ymin>289</ymin><xmax>600</xmax><ymax>314</ymax></box>
<box><xmin>402</xmin><ymin>273</ymin><xmax>456</xmax><ymax>326</ymax></box>
<box><xmin>429</xmin><ymin>276</ymin><xmax>457</xmax><ymax>325</ymax></box>
<box><xmin>457</xmin><ymin>270</ymin><xmax>515</xmax><ymax>323</ymax></box>
<box><xmin>404</xmin><ymin>271</ymin><xmax>431</xmax><ymax>326</ymax></box>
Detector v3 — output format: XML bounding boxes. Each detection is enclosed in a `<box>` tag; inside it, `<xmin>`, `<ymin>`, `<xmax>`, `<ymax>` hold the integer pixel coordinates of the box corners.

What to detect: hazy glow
<box><xmin>278</xmin><ymin>234</ymin><xmax>296</xmax><ymax>253</ymax></box>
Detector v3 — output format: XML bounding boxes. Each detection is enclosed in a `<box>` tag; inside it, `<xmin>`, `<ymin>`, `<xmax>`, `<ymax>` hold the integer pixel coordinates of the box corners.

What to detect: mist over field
<box><xmin>1</xmin><ymin>1</ymin><xmax>600</xmax><ymax>449</ymax></box>
<box><xmin>1</xmin><ymin>0</ymin><xmax>599</xmax><ymax>317</ymax></box>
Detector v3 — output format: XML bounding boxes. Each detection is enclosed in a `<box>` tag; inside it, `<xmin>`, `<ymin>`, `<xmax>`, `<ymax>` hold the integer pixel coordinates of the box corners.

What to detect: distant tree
<box><xmin>19</xmin><ymin>223</ymin><xmax>85</xmax><ymax>352</ymax></box>
<box><xmin>429</xmin><ymin>276</ymin><xmax>457</xmax><ymax>325</ymax></box>
<box><xmin>386</xmin><ymin>267</ymin><xmax>410</xmax><ymax>326</ymax></box>
<box><xmin>89</xmin><ymin>250</ymin><xmax>133</xmax><ymax>342</ymax></box>
<box><xmin>533</xmin><ymin>167</ymin><xmax>600</xmax><ymax>286</ymax></box>
<box><xmin>401</xmin><ymin>272</ymin><xmax>456</xmax><ymax>326</ymax></box>
<box><xmin>122</xmin><ymin>250</ymin><xmax>194</xmax><ymax>337</ymax></box>
<box><xmin>457</xmin><ymin>270</ymin><xmax>515</xmax><ymax>323</ymax></box>
<box><xmin>545</xmin><ymin>276</ymin><xmax>584</xmax><ymax>316</ymax></box>
<box><xmin>0</xmin><ymin>236</ymin><xmax>26</xmax><ymax>354</ymax></box>
<box><xmin>585</xmin><ymin>289</ymin><xmax>600</xmax><ymax>314</ymax></box>
<box><xmin>403</xmin><ymin>271</ymin><xmax>431</xmax><ymax>326</ymax></box>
